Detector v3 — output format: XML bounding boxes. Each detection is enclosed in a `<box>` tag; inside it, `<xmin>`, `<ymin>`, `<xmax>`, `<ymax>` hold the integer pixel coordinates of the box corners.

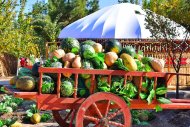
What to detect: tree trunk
<box><xmin>176</xmin><ymin>74</ymin><xmax>179</xmax><ymax>99</ymax></box>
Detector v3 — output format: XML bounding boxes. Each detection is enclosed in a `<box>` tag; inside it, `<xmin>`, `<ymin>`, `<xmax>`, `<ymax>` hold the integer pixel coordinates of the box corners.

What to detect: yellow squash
<box><xmin>120</xmin><ymin>53</ymin><xmax>137</xmax><ymax>71</ymax></box>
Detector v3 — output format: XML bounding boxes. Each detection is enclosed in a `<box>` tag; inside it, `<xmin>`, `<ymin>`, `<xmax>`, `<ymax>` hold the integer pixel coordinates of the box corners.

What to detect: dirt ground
<box><xmin>1</xmin><ymin>100</ymin><xmax>190</xmax><ymax>127</ymax></box>
<box><xmin>1</xmin><ymin>78</ymin><xmax>190</xmax><ymax>127</ymax></box>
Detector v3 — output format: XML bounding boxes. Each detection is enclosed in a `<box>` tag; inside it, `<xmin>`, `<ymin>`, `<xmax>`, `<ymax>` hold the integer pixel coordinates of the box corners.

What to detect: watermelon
<box><xmin>40</xmin><ymin>75</ymin><xmax>55</xmax><ymax>94</ymax></box>
<box><xmin>60</xmin><ymin>79</ymin><xmax>74</xmax><ymax>97</ymax></box>
<box><xmin>120</xmin><ymin>46</ymin><xmax>136</xmax><ymax>57</ymax></box>
<box><xmin>18</xmin><ymin>67</ymin><xmax>32</xmax><ymax>77</ymax></box>
<box><xmin>16</xmin><ymin>76</ymin><xmax>35</xmax><ymax>91</ymax></box>
<box><xmin>80</xmin><ymin>60</ymin><xmax>94</xmax><ymax>79</ymax></box>
<box><xmin>47</xmin><ymin>62</ymin><xmax>62</xmax><ymax>81</ymax></box>
<box><xmin>104</xmin><ymin>39</ymin><xmax>122</xmax><ymax>54</ymax></box>
<box><xmin>80</xmin><ymin>44</ymin><xmax>95</xmax><ymax>59</ymax></box>
<box><xmin>61</xmin><ymin>38</ymin><xmax>80</xmax><ymax>54</ymax></box>
<box><xmin>80</xmin><ymin>40</ymin><xmax>96</xmax><ymax>46</ymax></box>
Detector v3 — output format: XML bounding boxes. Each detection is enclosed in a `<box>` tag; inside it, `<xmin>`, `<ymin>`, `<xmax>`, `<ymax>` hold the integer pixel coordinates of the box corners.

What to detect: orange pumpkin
<box><xmin>53</xmin><ymin>49</ymin><xmax>65</xmax><ymax>59</ymax></box>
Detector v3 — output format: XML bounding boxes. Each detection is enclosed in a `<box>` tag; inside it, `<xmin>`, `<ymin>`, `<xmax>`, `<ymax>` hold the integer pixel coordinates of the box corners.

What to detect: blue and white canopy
<box><xmin>58</xmin><ymin>3</ymin><xmax>186</xmax><ymax>39</ymax></box>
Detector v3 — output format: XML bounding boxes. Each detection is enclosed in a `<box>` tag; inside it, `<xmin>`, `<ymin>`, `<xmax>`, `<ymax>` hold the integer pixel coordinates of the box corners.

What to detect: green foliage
<box><xmin>43</xmin><ymin>56</ymin><xmax>59</xmax><ymax>67</ymax></box>
<box><xmin>112</xmin><ymin>58</ymin><xmax>129</xmax><ymax>71</ymax></box>
<box><xmin>155</xmin><ymin>105</ymin><xmax>163</xmax><ymax>112</ymax></box>
<box><xmin>157</xmin><ymin>97</ymin><xmax>172</xmax><ymax>104</ymax></box>
<box><xmin>143</xmin><ymin>0</ymin><xmax>190</xmax><ymax>31</ymax></box>
<box><xmin>146</xmin><ymin>89</ymin><xmax>155</xmax><ymax>105</ymax></box>
<box><xmin>131</xmin><ymin>110</ymin><xmax>155</xmax><ymax>125</ymax></box>
<box><xmin>0</xmin><ymin>0</ymin><xmax>40</xmax><ymax>57</ymax></box>
<box><xmin>90</xmin><ymin>53</ymin><xmax>105</xmax><ymax>69</ymax></box>
<box><xmin>97</xmin><ymin>76</ymin><xmax>138</xmax><ymax>104</ymax></box>
<box><xmin>48</xmin><ymin>0</ymin><xmax>99</xmax><ymax>26</ymax></box>
<box><xmin>41</xmin><ymin>113</ymin><xmax>52</xmax><ymax>122</ymax></box>
<box><xmin>42</xmin><ymin>82</ymin><xmax>54</xmax><ymax>94</ymax></box>
<box><xmin>0</xmin><ymin>95</ymin><xmax>23</xmax><ymax>114</ymax></box>
<box><xmin>118</xmin><ymin>0</ymin><xmax>140</xmax><ymax>4</ymax></box>
<box><xmin>0</xmin><ymin>118</ymin><xmax>17</xmax><ymax>127</ymax></box>
<box><xmin>144</xmin><ymin>0</ymin><xmax>190</xmax><ymax>98</ymax></box>
<box><xmin>0</xmin><ymin>0</ymin><xmax>99</xmax><ymax>57</ymax></box>
<box><xmin>26</xmin><ymin>104</ymin><xmax>39</xmax><ymax>118</ymax></box>
<box><xmin>0</xmin><ymin>86</ymin><xmax>7</xmax><ymax>93</ymax></box>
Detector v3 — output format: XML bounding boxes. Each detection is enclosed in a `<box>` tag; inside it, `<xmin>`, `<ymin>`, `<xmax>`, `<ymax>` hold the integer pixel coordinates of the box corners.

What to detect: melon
<box><xmin>10</xmin><ymin>121</ymin><xmax>22</xmax><ymax>127</ymax></box>
<box><xmin>9</xmin><ymin>76</ymin><xmax>19</xmax><ymax>85</ymax></box>
<box><xmin>16</xmin><ymin>76</ymin><xmax>35</xmax><ymax>91</ymax></box>
<box><xmin>104</xmin><ymin>39</ymin><xmax>122</xmax><ymax>54</ymax></box>
<box><xmin>120</xmin><ymin>53</ymin><xmax>137</xmax><ymax>71</ymax></box>
<box><xmin>150</xmin><ymin>59</ymin><xmax>165</xmax><ymax>72</ymax></box>
<box><xmin>93</xmin><ymin>43</ymin><xmax>103</xmax><ymax>53</ymax></box>
<box><xmin>120</xmin><ymin>46</ymin><xmax>136</xmax><ymax>57</ymax></box>
<box><xmin>80</xmin><ymin>44</ymin><xmax>95</xmax><ymax>59</ymax></box>
<box><xmin>81</xmin><ymin>60</ymin><xmax>94</xmax><ymax>79</ymax></box>
<box><xmin>61</xmin><ymin>38</ymin><xmax>80</xmax><ymax>54</ymax></box>
<box><xmin>105</xmin><ymin>52</ymin><xmax>118</xmax><ymax>66</ymax></box>
<box><xmin>53</xmin><ymin>49</ymin><xmax>65</xmax><ymax>59</ymax></box>
<box><xmin>80</xmin><ymin>40</ymin><xmax>96</xmax><ymax>46</ymax></box>
<box><xmin>30</xmin><ymin>113</ymin><xmax>41</xmax><ymax>124</ymax></box>
<box><xmin>62</xmin><ymin>53</ymin><xmax>75</xmax><ymax>62</ymax></box>
<box><xmin>60</xmin><ymin>80</ymin><xmax>74</xmax><ymax>97</ymax></box>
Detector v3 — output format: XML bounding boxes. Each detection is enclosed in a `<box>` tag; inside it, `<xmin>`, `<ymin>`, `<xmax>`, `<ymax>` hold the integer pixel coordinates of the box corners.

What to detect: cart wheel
<box><xmin>76</xmin><ymin>92</ymin><xmax>131</xmax><ymax>127</ymax></box>
<box><xmin>52</xmin><ymin>109</ymin><xmax>76</xmax><ymax>127</ymax></box>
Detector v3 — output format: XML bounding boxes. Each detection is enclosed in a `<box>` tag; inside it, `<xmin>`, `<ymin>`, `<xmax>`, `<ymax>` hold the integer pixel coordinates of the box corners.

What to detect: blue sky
<box><xmin>24</xmin><ymin>0</ymin><xmax>119</xmax><ymax>12</ymax></box>
<box><xmin>100</xmin><ymin>0</ymin><xmax>118</xmax><ymax>8</ymax></box>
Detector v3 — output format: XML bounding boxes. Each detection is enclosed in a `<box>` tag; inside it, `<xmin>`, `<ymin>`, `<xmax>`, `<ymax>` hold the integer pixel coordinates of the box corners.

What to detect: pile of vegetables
<box><xmin>0</xmin><ymin>94</ymin><xmax>24</xmax><ymax>127</ymax></box>
<box><xmin>10</xmin><ymin>38</ymin><xmax>170</xmax><ymax>107</ymax></box>
<box><xmin>0</xmin><ymin>95</ymin><xmax>23</xmax><ymax>114</ymax></box>
<box><xmin>23</xmin><ymin>104</ymin><xmax>52</xmax><ymax>124</ymax></box>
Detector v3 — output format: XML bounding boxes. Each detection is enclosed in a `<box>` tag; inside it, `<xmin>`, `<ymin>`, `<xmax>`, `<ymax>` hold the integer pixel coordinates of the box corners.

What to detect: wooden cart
<box><xmin>5</xmin><ymin>67</ymin><xmax>190</xmax><ymax>127</ymax></box>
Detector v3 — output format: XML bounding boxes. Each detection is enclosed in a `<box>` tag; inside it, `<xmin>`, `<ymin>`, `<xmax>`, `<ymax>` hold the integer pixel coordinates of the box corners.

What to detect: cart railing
<box><xmin>37</xmin><ymin>67</ymin><xmax>190</xmax><ymax>109</ymax></box>
<box><xmin>5</xmin><ymin>67</ymin><xmax>190</xmax><ymax>110</ymax></box>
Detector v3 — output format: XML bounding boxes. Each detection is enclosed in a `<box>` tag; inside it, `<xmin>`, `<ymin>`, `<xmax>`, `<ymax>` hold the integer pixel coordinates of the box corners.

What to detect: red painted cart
<box><xmin>5</xmin><ymin>67</ymin><xmax>190</xmax><ymax>127</ymax></box>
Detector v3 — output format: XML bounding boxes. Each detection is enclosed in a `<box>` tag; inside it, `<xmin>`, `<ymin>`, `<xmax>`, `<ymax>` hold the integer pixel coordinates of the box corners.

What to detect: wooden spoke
<box><xmin>76</xmin><ymin>92</ymin><xmax>131</xmax><ymax>127</ymax></box>
<box><xmin>107</xmin><ymin>108</ymin><xmax>123</xmax><ymax>120</ymax></box>
<box><xmin>52</xmin><ymin>110</ymin><xmax>75</xmax><ymax>127</ymax></box>
<box><xmin>104</xmin><ymin>100</ymin><xmax>111</xmax><ymax>117</ymax></box>
<box><xmin>109</xmin><ymin>121</ymin><xmax>125</xmax><ymax>127</ymax></box>
<box><xmin>84</xmin><ymin>115</ymin><xmax>100</xmax><ymax>124</ymax></box>
<box><xmin>92</xmin><ymin>102</ymin><xmax>103</xmax><ymax>118</ymax></box>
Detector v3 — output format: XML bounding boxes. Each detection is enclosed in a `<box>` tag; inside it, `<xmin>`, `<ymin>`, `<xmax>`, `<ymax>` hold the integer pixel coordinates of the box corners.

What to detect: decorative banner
<box><xmin>165</xmin><ymin>58</ymin><xmax>188</xmax><ymax>65</ymax></box>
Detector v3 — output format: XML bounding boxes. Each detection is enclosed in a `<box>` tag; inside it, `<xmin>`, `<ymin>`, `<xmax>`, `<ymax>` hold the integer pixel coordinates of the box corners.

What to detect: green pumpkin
<box><xmin>61</xmin><ymin>38</ymin><xmax>80</xmax><ymax>54</ymax></box>
<box><xmin>120</xmin><ymin>46</ymin><xmax>136</xmax><ymax>57</ymax></box>
<box><xmin>80</xmin><ymin>60</ymin><xmax>94</xmax><ymax>79</ymax></box>
<box><xmin>104</xmin><ymin>39</ymin><xmax>122</xmax><ymax>54</ymax></box>
<box><xmin>60</xmin><ymin>79</ymin><xmax>74</xmax><ymax>97</ymax></box>
<box><xmin>80</xmin><ymin>44</ymin><xmax>95</xmax><ymax>59</ymax></box>
<box><xmin>80</xmin><ymin>40</ymin><xmax>96</xmax><ymax>46</ymax></box>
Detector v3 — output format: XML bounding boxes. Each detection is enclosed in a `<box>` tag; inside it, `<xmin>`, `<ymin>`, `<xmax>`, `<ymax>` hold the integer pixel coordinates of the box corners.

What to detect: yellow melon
<box><xmin>9</xmin><ymin>76</ymin><xmax>19</xmax><ymax>85</ymax></box>
<box><xmin>120</xmin><ymin>53</ymin><xmax>137</xmax><ymax>71</ymax></box>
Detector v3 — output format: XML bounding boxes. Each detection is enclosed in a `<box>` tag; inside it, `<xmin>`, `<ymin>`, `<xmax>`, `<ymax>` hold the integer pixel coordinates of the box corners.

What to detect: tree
<box><xmin>118</xmin><ymin>0</ymin><xmax>129</xmax><ymax>3</ymax></box>
<box><xmin>142</xmin><ymin>0</ymin><xmax>149</xmax><ymax>9</ymax></box>
<box><xmin>145</xmin><ymin>10</ymin><xmax>190</xmax><ymax>99</ymax></box>
<box><xmin>143</xmin><ymin>0</ymin><xmax>190</xmax><ymax>98</ymax></box>
<box><xmin>143</xmin><ymin>0</ymin><xmax>190</xmax><ymax>31</ymax></box>
<box><xmin>30</xmin><ymin>1</ymin><xmax>48</xmax><ymax>17</ymax></box>
<box><xmin>118</xmin><ymin>0</ymin><xmax>140</xmax><ymax>4</ymax></box>
<box><xmin>0</xmin><ymin>0</ymin><xmax>40</xmax><ymax>58</ymax></box>
<box><xmin>86</xmin><ymin>0</ymin><xmax>99</xmax><ymax>14</ymax></box>
<box><xmin>48</xmin><ymin>0</ymin><xmax>99</xmax><ymax>28</ymax></box>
